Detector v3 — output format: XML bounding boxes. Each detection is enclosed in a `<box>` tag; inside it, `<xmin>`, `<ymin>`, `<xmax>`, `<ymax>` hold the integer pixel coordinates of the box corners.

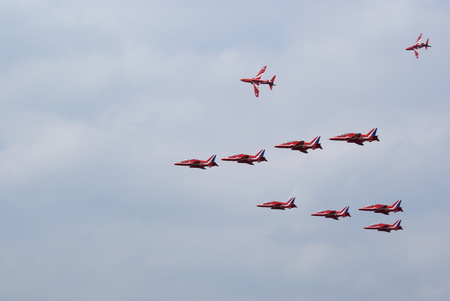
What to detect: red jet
<box><xmin>257</xmin><ymin>197</ymin><xmax>296</xmax><ymax>210</ymax></box>
<box><xmin>406</xmin><ymin>33</ymin><xmax>431</xmax><ymax>59</ymax></box>
<box><xmin>311</xmin><ymin>206</ymin><xmax>351</xmax><ymax>220</ymax></box>
<box><xmin>364</xmin><ymin>220</ymin><xmax>403</xmax><ymax>232</ymax></box>
<box><xmin>359</xmin><ymin>200</ymin><xmax>403</xmax><ymax>215</ymax></box>
<box><xmin>241</xmin><ymin>66</ymin><xmax>276</xmax><ymax>97</ymax></box>
<box><xmin>274</xmin><ymin>136</ymin><xmax>322</xmax><ymax>153</ymax></box>
<box><xmin>221</xmin><ymin>149</ymin><xmax>267</xmax><ymax>165</ymax></box>
<box><xmin>329</xmin><ymin>128</ymin><xmax>379</xmax><ymax>146</ymax></box>
<box><xmin>174</xmin><ymin>155</ymin><xmax>218</xmax><ymax>169</ymax></box>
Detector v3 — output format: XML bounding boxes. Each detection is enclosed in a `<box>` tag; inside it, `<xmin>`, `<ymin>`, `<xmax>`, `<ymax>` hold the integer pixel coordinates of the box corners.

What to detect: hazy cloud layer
<box><xmin>0</xmin><ymin>1</ymin><xmax>449</xmax><ymax>300</ymax></box>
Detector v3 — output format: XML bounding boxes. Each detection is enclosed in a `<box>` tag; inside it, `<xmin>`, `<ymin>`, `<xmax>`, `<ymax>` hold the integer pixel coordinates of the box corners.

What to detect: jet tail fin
<box><xmin>207</xmin><ymin>155</ymin><xmax>218</xmax><ymax>167</ymax></box>
<box><xmin>256</xmin><ymin>149</ymin><xmax>266</xmax><ymax>158</ymax></box>
<box><xmin>310</xmin><ymin>136</ymin><xmax>322</xmax><ymax>149</ymax></box>
<box><xmin>425</xmin><ymin>38</ymin><xmax>430</xmax><ymax>50</ymax></box>
<box><xmin>367</xmin><ymin>128</ymin><xmax>379</xmax><ymax>141</ymax></box>
<box><xmin>269</xmin><ymin>75</ymin><xmax>276</xmax><ymax>90</ymax></box>
<box><xmin>339</xmin><ymin>206</ymin><xmax>351</xmax><ymax>217</ymax></box>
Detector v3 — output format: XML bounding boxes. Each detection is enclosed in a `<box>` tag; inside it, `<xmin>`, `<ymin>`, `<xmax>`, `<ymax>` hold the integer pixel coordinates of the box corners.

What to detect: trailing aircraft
<box><xmin>274</xmin><ymin>136</ymin><xmax>322</xmax><ymax>153</ymax></box>
<box><xmin>406</xmin><ymin>33</ymin><xmax>431</xmax><ymax>59</ymax></box>
<box><xmin>329</xmin><ymin>128</ymin><xmax>379</xmax><ymax>146</ymax></box>
<box><xmin>240</xmin><ymin>66</ymin><xmax>276</xmax><ymax>97</ymax></box>
<box><xmin>364</xmin><ymin>220</ymin><xmax>403</xmax><ymax>232</ymax></box>
<box><xmin>359</xmin><ymin>200</ymin><xmax>403</xmax><ymax>215</ymax></box>
<box><xmin>174</xmin><ymin>155</ymin><xmax>218</xmax><ymax>169</ymax></box>
<box><xmin>256</xmin><ymin>197</ymin><xmax>297</xmax><ymax>210</ymax></box>
<box><xmin>221</xmin><ymin>149</ymin><xmax>267</xmax><ymax>165</ymax></box>
<box><xmin>311</xmin><ymin>206</ymin><xmax>351</xmax><ymax>220</ymax></box>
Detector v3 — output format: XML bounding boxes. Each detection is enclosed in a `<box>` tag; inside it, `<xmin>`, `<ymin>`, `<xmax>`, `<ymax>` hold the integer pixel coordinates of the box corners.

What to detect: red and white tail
<box><xmin>425</xmin><ymin>38</ymin><xmax>430</xmax><ymax>50</ymax></box>
<box><xmin>366</xmin><ymin>128</ymin><xmax>379</xmax><ymax>141</ymax></box>
<box><xmin>285</xmin><ymin>197</ymin><xmax>296</xmax><ymax>206</ymax></box>
<box><xmin>269</xmin><ymin>75</ymin><xmax>276</xmax><ymax>90</ymax></box>
<box><xmin>367</xmin><ymin>128</ymin><xmax>377</xmax><ymax>136</ymax></box>
<box><xmin>339</xmin><ymin>206</ymin><xmax>351</xmax><ymax>217</ymax></box>
<box><xmin>255</xmin><ymin>149</ymin><xmax>266</xmax><ymax>158</ymax></box>
<box><xmin>309</xmin><ymin>136</ymin><xmax>322</xmax><ymax>149</ymax></box>
<box><xmin>392</xmin><ymin>220</ymin><xmax>402</xmax><ymax>228</ymax></box>
<box><xmin>207</xmin><ymin>155</ymin><xmax>218</xmax><ymax>167</ymax></box>
<box><xmin>392</xmin><ymin>200</ymin><xmax>401</xmax><ymax>208</ymax></box>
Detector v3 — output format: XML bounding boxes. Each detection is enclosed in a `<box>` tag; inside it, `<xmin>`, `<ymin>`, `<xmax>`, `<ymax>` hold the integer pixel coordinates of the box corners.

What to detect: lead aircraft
<box><xmin>257</xmin><ymin>197</ymin><xmax>296</xmax><ymax>210</ymax></box>
<box><xmin>364</xmin><ymin>220</ymin><xmax>403</xmax><ymax>232</ymax></box>
<box><xmin>174</xmin><ymin>155</ymin><xmax>218</xmax><ymax>169</ymax></box>
<box><xmin>240</xmin><ymin>66</ymin><xmax>276</xmax><ymax>97</ymax></box>
<box><xmin>359</xmin><ymin>200</ymin><xmax>403</xmax><ymax>215</ymax></box>
<box><xmin>311</xmin><ymin>206</ymin><xmax>351</xmax><ymax>220</ymax></box>
<box><xmin>221</xmin><ymin>149</ymin><xmax>267</xmax><ymax>165</ymax></box>
<box><xmin>406</xmin><ymin>33</ymin><xmax>431</xmax><ymax>59</ymax></box>
<box><xmin>329</xmin><ymin>128</ymin><xmax>379</xmax><ymax>146</ymax></box>
<box><xmin>274</xmin><ymin>136</ymin><xmax>322</xmax><ymax>153</ymax></box>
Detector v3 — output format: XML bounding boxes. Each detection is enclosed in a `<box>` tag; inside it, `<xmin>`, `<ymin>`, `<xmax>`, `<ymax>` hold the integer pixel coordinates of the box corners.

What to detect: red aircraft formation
<box><xmin>405</xmin><ymin>33</ymin><xmax>431</xmax><ymax>59</ymax></box>
<box><xmin>176</xmin><ymin>40</ymin><xmax>427</xmax><ymax>231</ymax></box>
<box><xmin>240</xmin><ymin>66</ymin><xmax>276</xmax><ymax>97</ymax></box>
<box><xmin>254</xmin><ymin>199</ymin><xmax>403</xmax><ymax>232</ymax></box>
<box><xmin>174</xmin><ymin>129</ymin><xmax>378</xmax><ymax>169</ymax></box>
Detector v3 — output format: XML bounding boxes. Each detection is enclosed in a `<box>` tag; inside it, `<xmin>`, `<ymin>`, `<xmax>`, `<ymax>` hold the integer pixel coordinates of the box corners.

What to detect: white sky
<box><xmin>0</xmin><ymin>1</ymin><xmax>449</xmax><ymax>300</ymax></box>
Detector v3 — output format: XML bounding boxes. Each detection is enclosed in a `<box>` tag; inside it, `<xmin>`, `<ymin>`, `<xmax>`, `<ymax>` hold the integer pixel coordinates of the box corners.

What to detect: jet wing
<box><xmin>190</xmin><ymin>160</ymin><xmax>201</xmax><ymax>167</ymax></box>
<box><xmin>237</xmin><ymin>155</ymin><xmax>250</xmax><ymax>162</ymax></box>
<box><xmin>375</xmin><ymin>205</ymin><xmax>387</xmax><ymax>212</ymax></box>
<box><xmin>348</xmin><ymin>133</ymin><xmax>363</xmax><ymax>145</ymax></box>
<box><xmin>415</xmin><ymin>33</ymin><xmax>422</xmax><ymax>45</ymax></box>
<box><xmin>253</xmin><ymin>66</ymin><xmax>266</xmax><ymax>80</ymax></box>
<box><xmin>414</xmin><ymin>48</ymin><xmax>419</xmax><ymax>59</ymax></box>
<box><xmin>294</xmin><ymin>141</ymin><xmax>305</xmax><ymax>148</ymax></box>
<box><xmin>293</xmin><ymin>141</ymin><xmax>308</xmax><ymax>152</ymax></box>
<box><xmin>253</xmin><ymin>83</ymin><xmax>260</xmax><ymax>97</ymax></box>
<box><xmin>349</xmin><ymin>133</ymin><xmax>361</xmax><ymax>140</ymax></box>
